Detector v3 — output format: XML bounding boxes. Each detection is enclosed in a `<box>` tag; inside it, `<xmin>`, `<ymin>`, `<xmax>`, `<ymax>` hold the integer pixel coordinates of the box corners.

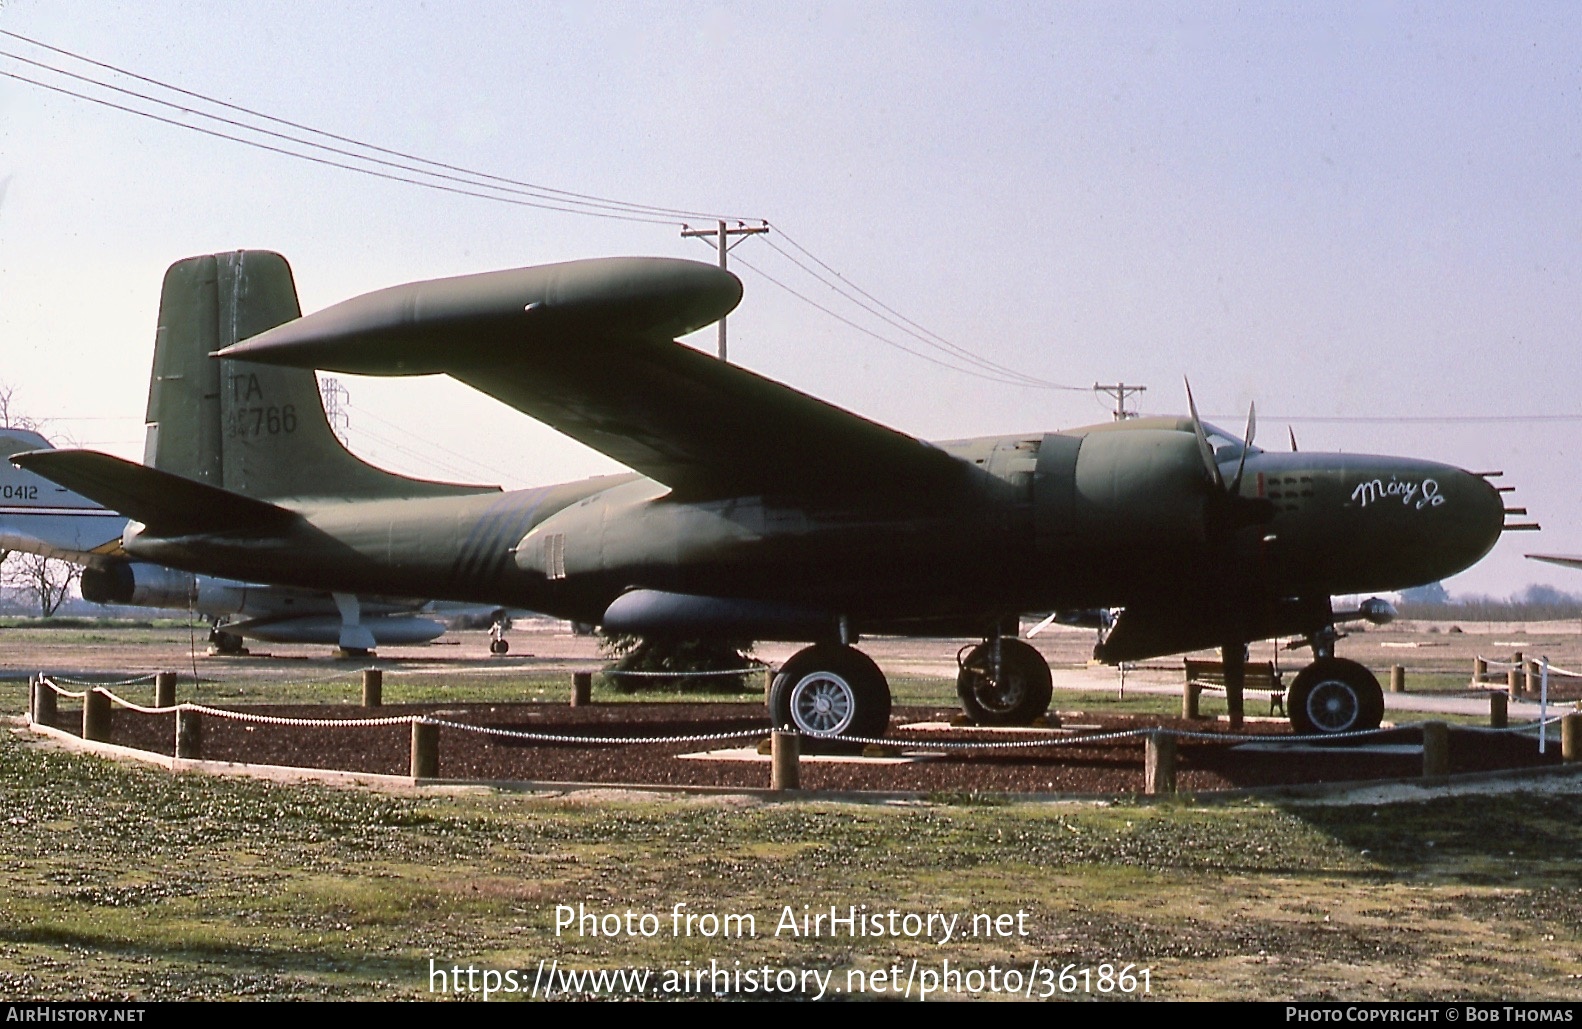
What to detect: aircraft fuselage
<box><xmin>120</xmin><ymin>420</ymin><xmax>1505</xmax><ymax>653</ymax></box>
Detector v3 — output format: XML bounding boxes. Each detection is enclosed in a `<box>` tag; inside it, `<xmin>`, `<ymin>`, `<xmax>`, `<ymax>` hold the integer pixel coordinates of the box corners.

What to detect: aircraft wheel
<box><xmin>208</xmin><ymin>629</ymin><xmax>245</xmax><ymax>655</ymax></box>
<box><xmin>489</xmin><ymin>639</ymin><xmax>509</xmax><ymax>655</ymax></box>
<box><xmin>1288</xmin><ymin>658</ymin><xmax>1384</xmax><ymax>735</ymax></box>
<box><xmin>956</xmin><ymin>639</ymin><xmax>1053</xmax><ymax>725</ymax></box>
<box><xmin>769</xmin><ymin>644</ymin><xmax>891</xmax><ymax>739</ymax></box>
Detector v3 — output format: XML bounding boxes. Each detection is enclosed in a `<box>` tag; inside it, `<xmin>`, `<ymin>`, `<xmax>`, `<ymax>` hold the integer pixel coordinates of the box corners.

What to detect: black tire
<box><xmin>208</xmin><ymin>629</ymin><xmax>245</xmax><ymax>655</ymax></box>
<box><xmin>1288</xmin><ymin>658</ymin><xmax>1384</xmax><ymax>735</ymax></box>
<box><xmin>490</xmin><ymin>639</ymin><xmax>509</xmax><ymax>655</ymax></box>
<box><xmin>956</xmin><ymin>639</ymin><xmax>1054</xmax><ymax>725</ymax></box>
<box><xmin>769</xmin><ymin>644</ymin><xmax>891</xmax><ymax>739</ymax></box>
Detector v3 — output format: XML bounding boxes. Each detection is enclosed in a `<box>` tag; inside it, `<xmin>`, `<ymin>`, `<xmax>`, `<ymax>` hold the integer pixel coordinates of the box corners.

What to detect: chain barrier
<box><xmin>33</xmin><ymin>672</ymin><xmax>1576</xmax><ymax>755</ymax></box>
<box><xmin>255</xmin><ymin>668</ymin><xmax>382</xmax><ymax>687</ymax></box>
<box><xmin>97</xmin><ymin>688</ymin><xmax>180</xmax><ymax>716</ymax></box>
<box><xmin>1474</xmin><ymin>655</ymin><xmax>1582</xmax><ymax>677</ymax></box>
<box><xmin>423</xmin><ymin>717</ymin><xmax>770</xmax><ymax>746</ymax></box>
<box><xmin>38</xmin><ymin>676</ymin><xmax>88</xmax><ymax>700</ymax></box>
<box><xmin>45</xmin><ymin>673</ymin><xmax>157</xmax><ymax>688</ymax></box>
<box><xmin>183</xmin><ymin>704</ymin><xmax>419</xmax><ymax>729</ymax></box>
<box><xmin>599</xmin><ymin>666</ymin><xmax>768</xmax><ymax>678</ymax></box>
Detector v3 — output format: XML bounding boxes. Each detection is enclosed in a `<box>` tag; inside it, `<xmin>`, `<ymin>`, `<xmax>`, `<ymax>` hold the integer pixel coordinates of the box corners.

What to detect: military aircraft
<box><xmin>0</xmin><ymin>426</ymin><xmax>457</xmax><ymax>650</ymax></box>
<box><xmin>14</xmin><ymin>250</ymin><xmax>1520</xmax><ymax>738</ymax></box>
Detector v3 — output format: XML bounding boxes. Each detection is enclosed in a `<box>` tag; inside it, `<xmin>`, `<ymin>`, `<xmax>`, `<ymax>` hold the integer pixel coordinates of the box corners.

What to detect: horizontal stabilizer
<box><xmin>11</xmin><ymin>450</ymin><xmax>298</xmax><ymax>537</ymax></box>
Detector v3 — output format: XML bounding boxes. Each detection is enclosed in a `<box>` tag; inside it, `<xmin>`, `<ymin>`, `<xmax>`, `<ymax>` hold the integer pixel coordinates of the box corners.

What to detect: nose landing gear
<box><xmin>1288</xmin><ymin>657</ymin><xmax>1384</xmax><ymax>735</ymax></box>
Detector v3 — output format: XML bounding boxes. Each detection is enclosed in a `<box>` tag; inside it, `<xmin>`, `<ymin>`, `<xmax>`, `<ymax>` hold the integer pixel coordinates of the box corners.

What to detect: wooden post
<box><xmin>1422</xmin><ymin>721</ymin><xmax>1450</xmax><ymax>778</ymax></box>
<box><xmin>1145</xmin><ymin>731</ymin><xmax>1177</xmax><ymax>795</ymax></box>
<box><xmin>1473</xmin><ymin>656</ymin><xmax>1487</xmax><ymax>685</ymax></box>
<box><xmin>1182</xmin><ymin>682</ymin><xmax>1201</xmax><ymax>719</ymax></box>
<box><xmin>33</xmin><ymin>674</ymin><xmax>56</xmax><ymax>721</ymax></box>
<box><xmin>1526</xmin><ymin>660</ymin><xmax>1540</xmax><ymax>699</ymax></box>
<box><xmin>1507</xmin><ymin>668</ymin><xmax>1522</xmax><ymax>698</ymax></box>
<box><xmin>1489</xmin><ymin>691</ymin><xmax>1508</xmax><ymax>729</ymax></box>
<box><xmin>1563</xmin><ymin>713</ymin><xmax>1580</xmax><ymax>763</ymax></box>
<box><xmin>175</xmin><ymin>709</ymin><xmax>202</xmax><ymax>760</ymax></box>
<box><xmin>82</xmin><ymin>688</ymin><xmax>111</xmax><ymax>743</ymax></box>
<box><xmin>410</xmin><ymin>720</ymin><xmax>438</xmax><ymax>779</ymax></box>
<box><xmin>771</xmin><ymin>729</ymin><xmax>800</xmax><ymax>790</ymax></box>
<box><xmin>154</xmin><ymin>671</ymin><xmax>177</xmax><ymax>708</ymax></box>
<box><xmin>1389</xmin><ymin>665</ymin><xmax>1406</xmax><ymax>693</ymax></box>
<box><xmin>571</xmin><ymin>671</ymin><xmax>592</xmax><ymax>707</ymax></box>
<box><xmin>362</xmin><ymin>668</ymin><xmax>383</xmax><ymax>708</ymax></box>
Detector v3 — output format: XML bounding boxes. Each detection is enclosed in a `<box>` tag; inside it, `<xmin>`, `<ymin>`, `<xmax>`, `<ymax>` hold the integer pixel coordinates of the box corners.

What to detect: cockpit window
<box><xmin>1202</xmin><ymin>423</ymin><xmax>1261</xmax><ymax>463</ymax></box>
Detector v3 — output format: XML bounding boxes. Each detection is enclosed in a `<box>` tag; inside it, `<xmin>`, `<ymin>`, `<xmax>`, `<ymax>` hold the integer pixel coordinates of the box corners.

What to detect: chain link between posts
<box><xmin>30</xmin><ymin>672</ymin><xmax>1579</xmax><ymax>753</ymax></box>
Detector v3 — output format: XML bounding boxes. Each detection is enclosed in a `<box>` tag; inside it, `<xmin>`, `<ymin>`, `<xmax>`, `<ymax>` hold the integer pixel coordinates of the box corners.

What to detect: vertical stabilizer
<box><xmin>144</xmin><ymin>251</ymin><xmax>497</xmax><ymax>501</ymax></box>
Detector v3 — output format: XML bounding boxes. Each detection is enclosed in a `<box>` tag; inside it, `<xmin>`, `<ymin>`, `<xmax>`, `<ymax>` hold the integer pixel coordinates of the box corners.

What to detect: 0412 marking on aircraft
<box><xmin>13</xmin><ymin>250</ymin><xmax>1528</xmax><ymax>738</ymax></box>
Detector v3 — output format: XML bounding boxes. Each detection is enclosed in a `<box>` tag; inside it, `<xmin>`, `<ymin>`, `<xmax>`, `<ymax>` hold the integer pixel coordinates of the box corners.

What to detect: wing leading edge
<box><xmin>218</xmin><ymin>256</ymin><xmax>967</xmax><ymax>499</ymax></box>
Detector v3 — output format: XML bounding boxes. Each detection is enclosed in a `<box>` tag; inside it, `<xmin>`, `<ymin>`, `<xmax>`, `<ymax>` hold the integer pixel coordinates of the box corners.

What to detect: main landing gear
<box><xmin>768</xmin><ymin>631</ymin><xmax>1057</xmax><ymax>740</ymax></box>
<box><xmin>956</xmin><ymin>637</ymin><xmax>1054</xmax><ymax>726</ymax></box>
<box><xmin>768</xmin><ymin>644</ymin><xmax>891</xmax><ymax>739</ymax></box>
<box><xmin>207</xmin><ymin>626</ymin><xmax>248</xmax><ymax>656</ymax></box>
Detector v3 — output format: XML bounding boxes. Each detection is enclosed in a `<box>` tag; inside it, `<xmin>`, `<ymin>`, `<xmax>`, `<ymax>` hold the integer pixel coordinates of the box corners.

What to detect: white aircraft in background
<box><xmin>2</xmin><ymin>426</ymin><xmax>455</xmax><ymax>653</ymax></box>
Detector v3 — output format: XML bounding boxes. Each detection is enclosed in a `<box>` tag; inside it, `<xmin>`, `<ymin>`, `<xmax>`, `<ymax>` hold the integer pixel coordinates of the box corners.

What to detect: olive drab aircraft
<box><xmin>14</xmin><ymin>251</ymin><xmax>1522</xmax><ymax>739</ymax></box>
<box><xmin>0</xmin><ymin>427</ymin><xmax>458</xmax><ymax>651</ymax></box>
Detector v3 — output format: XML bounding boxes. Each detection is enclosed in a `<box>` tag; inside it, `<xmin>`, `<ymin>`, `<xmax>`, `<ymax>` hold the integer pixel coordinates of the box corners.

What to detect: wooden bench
<box><xmin>1183</xmin><ymin>659</ymin><xmax>1285</xmax><ymax>718</ymax></box>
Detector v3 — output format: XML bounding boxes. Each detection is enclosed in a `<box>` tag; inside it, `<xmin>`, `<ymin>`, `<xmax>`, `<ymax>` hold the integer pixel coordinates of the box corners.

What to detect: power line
<box><xmin>1181</xmin><ymin>412</ymin><xmax>1582</xmax><ymax>425</ymax></box>
<box><xmin>758</xmin><ymin>233</ymin><xmax>1085</xmax><ymax>391</ymax></box>
<box><xmin>0</xmin><ymin>66</ymin><xmax>681</xmax><ymax>226</ymax></box>
<box><xmin>0</xmin><ymin>29</ymin><xmax>745</xmax><ymax>222</ymax></box>
<box><xmin>732</xmin><ymin>254</ymin><xmax>1074</xmax><ymax>389</ymax></box>
<box><xmin>0</xmin><ymin>31</ymin><xmax>1099</xmax><ymax>392</ymax></box>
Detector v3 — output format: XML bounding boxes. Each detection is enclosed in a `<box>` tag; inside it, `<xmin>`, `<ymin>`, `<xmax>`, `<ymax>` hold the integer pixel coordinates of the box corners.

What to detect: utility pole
<box><xmin>680</xmin><ymin>220</ymin><xmax>769</xmax><ymax>362</ymax></box>
<box><xmin>1094</xmin><ymin>382</ymin><xmax>1146</xmax><ymax>421</ymax></box>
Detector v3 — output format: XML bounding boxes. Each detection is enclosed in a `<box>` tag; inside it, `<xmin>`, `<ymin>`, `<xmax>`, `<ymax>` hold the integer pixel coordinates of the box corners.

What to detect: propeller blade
<box><xmin>1229</xmin><ymin>401</ymin><xmax>1256</xmax><ymax>494</ymax></box>
<box><xmin>1288</xmin><ymin>425</ymin><xmax>1299</xmax><ymax>452</ymax></box>
<box><xmin>1184</xmin><ymin>378</ymin><xmax>1224</xmax><ymax>490</ymax></box>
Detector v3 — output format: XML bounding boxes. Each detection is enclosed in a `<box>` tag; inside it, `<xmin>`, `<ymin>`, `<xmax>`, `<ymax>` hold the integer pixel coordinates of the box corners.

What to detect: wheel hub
<box><xmin>1306</xmin><ymin>680</ymin><xmax>1360</xmax><ymax>732</ymax></box>
<box><xmin>789</xmin><ymin>672</ymin><xmax>856</xmax><ymax>736</ymax></box>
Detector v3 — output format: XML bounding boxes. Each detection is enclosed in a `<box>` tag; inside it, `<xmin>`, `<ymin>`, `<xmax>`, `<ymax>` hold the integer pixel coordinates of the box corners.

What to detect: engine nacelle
<box><xmin>81</xmin><ymin>561</ymin><xmax>249</xmax><ymax>614</ymax></box>
<box><xmin>1035</xmin><ymin>429</ymin><xmax>1209</xmax><ymax>555</ymax></box>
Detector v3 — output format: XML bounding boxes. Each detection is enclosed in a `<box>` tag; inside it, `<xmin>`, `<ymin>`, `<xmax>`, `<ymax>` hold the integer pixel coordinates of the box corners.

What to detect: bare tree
<box><xmin>0</xmin><ymin>383</ymin><xmax>39</xmax><ymax>431</ymax></box>
<box><xmin>4</xmin><ymin>553</ymin><xmax>83</xmax><ymax>617</ymax></box>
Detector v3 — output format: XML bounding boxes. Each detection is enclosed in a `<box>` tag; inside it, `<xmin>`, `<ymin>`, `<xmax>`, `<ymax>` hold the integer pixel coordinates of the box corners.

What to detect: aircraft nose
<box><xmin>1351</xmin><ymin>460</ymin><xmax>1505</xmax><ymax>584</ymax></box>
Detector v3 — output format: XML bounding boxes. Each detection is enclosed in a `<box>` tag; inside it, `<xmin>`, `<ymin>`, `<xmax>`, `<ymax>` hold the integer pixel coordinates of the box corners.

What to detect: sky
<box><xmin>1</xmin><ymin>2</ymin><xmax>1580</xmax><ymax>599</ymax></box>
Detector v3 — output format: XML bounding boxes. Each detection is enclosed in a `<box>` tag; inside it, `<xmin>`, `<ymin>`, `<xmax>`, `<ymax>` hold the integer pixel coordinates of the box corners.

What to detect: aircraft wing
<box><xmin>1527</xmin><ymin>553</ymin><xmax>1582</xmax><ymax>571</ymax></box>
<box><xmin>218</xmin><ymin>257</ymin><xmax>968</xmax><ymax>499</ymax></box>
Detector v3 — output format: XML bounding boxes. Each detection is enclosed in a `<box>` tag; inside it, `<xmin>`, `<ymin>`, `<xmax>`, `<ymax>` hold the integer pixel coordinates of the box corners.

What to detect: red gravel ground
<box><xmin>31</xmin><ymin>700</ymin><xmax>1565</xmax><ymax>795</ymax></box>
